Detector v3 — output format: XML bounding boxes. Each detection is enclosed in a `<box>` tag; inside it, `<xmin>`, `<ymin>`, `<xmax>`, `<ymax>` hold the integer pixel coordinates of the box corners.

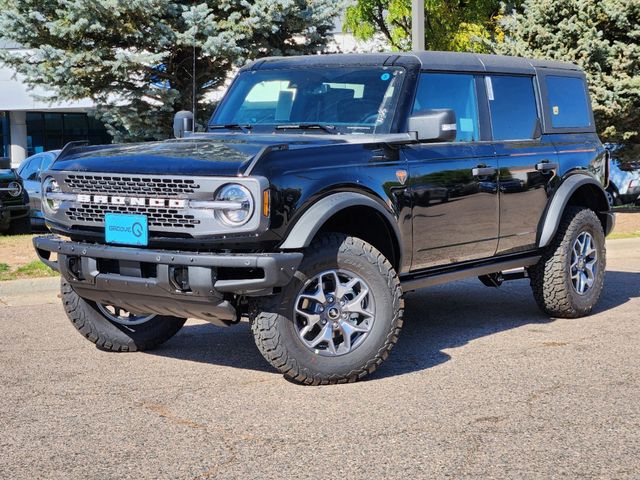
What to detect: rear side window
<box><xmin>487</xmin><ymin>75</ymin><xmax>539</xmax><ymax>141</ymax></box>
<box><xmin>545</xmin><ymin>76</ymin><xmax>591</xmax><ymax>129</ymax></box>
<box><xmin>412</xmin><ymin>73</ymin><xmax>480</xmax><ymax>142</ymax></box>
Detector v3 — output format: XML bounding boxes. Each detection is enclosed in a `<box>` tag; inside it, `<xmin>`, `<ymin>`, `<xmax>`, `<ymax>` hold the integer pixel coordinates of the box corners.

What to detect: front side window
<box><xmin>212</xmin><ymin>67</ymin><xmax>405</xmax><ymax>134</ymax></box>
<box><xmin>546</xmin><ymin>76</ymin><xmax>592</xmax><ymax>129</ymax></box>
<box><xmin>487</xmin><ymin>75</ymin><xmax>539</xmax><ymax>141</ymax></box>
<box><xmin>18</xmin><ymin>155</ymin><xmax>42</xmax><ymax>181</ymax></box>
<box><xmin>412</xmin><ymin>73</ymin><xmax>480</xmax><ymax>142</ymax></box>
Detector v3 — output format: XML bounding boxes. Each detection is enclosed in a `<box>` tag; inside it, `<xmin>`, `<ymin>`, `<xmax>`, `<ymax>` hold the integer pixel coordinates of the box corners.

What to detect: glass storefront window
<box><xmin>26</xmin><ymin>112</ymin><xmax>110</xmax><ymax>156</ymax></box>
<box><xmin>44</xmin><ymin>113</ymin><xmax>64</xmax><ymax>151</ymax></box>
<box><xmin>27</xmin><ymin>112</ymin><xmax>45</xmax><ymax>155</ymax></box>
<box><xmin>0</xmin><ymin>112</ymin><xmax>10</xmax><ymax>158</ymax></box>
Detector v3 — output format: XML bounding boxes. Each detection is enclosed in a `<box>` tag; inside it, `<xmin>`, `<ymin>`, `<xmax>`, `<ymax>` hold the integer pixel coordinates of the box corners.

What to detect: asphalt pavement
<box><xmin>1</xmin><ymin>239</ymin><xmax>639</xmax><ymax>479</ymax></box>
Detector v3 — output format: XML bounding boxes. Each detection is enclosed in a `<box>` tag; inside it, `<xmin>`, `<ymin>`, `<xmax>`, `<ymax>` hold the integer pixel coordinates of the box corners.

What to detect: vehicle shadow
<box><xmin>148</xmin><ymin>270</ymin><xmax>640</xmax><ymax>381</ymax></box>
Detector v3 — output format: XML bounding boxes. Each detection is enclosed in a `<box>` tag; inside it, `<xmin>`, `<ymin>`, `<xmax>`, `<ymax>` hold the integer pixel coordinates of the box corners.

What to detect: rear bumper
<box><xmin>33</xmin><ymin>235</ymin><xmax>303</xmax><ymax>324</ymax></box>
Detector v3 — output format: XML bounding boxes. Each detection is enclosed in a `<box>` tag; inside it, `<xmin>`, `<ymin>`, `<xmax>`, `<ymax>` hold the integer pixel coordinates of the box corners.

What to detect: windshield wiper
<box><xmin>275</xmin><ymin>123</ymin><xmax>336</xmax><ymax>134</ymax></box>
<box><xmin>209</xmin><ymin>124</ymin><xmax>253</xmax><ymax>133</ymax></box>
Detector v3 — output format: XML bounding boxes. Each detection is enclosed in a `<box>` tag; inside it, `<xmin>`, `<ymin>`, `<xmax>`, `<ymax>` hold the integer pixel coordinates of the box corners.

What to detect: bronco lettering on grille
<box><xmin>76</xmin><ymin>194</ymin><xmax>187</xmax><ymax>209</ymax></box>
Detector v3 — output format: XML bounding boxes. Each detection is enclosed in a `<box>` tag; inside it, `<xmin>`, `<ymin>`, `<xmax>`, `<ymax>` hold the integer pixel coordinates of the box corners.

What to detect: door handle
<box><xmin>472</xmin><ymin>166</ymin><xmax>497</xmax><ymax>176</ymax></box>
<box><xmin>535</xmin><ymin>161</ymin><xmax>559</xmax><ymax>171</ymax></box>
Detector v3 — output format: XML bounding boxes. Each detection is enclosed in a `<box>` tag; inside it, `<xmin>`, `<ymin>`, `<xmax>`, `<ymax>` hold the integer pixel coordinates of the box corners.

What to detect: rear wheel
<box><xmin>250</xmin><ymin>233</ymin><xmax>403</xmax><ymax>385</ymax></box>
<box><xmin>61</xmin><ymin>279</ymin><xmax>186</xmax><ymax>351</ymax></box>
<box><xmin>529</xmin><ymin>207</ymin><xmax>606</xmax><ymax>318</ymax></box>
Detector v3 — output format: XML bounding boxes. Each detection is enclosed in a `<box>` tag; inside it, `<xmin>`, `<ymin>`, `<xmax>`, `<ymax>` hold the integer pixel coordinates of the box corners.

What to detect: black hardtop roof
<box><xmin>245</xmin><ymin>51</ymin><xmax>580</xmax><ymax>75</ymax></box>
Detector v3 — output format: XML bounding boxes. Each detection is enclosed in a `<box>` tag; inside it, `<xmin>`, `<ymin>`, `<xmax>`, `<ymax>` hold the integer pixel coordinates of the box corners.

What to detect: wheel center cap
<box><xmin>327</xmin><ymin>307</ymin><xmax>340</xmax><ymax>320</ymax></box>
<box><xmin>578</xmin><ymin>257</ymin><xmax>586</xmax><ymax>270</ymax></box>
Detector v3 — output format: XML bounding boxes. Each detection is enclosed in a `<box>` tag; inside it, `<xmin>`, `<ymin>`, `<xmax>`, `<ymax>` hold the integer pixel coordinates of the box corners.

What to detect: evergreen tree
<box><xmin>0</xmin><ymin>0</ymin><xmax>340</xmax><ymax>142</ymax></box>
<box><xmin>494</xmin><ymin>0</ymin><xmax>640</xmax><ymax>152</ymax></box>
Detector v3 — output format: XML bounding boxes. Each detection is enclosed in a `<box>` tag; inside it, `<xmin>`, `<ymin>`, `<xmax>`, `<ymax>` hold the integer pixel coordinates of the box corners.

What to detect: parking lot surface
<box><xmin>1</xmin><ymin>239</ymin><xmax>639</xmax><ymax>479</ymax></box>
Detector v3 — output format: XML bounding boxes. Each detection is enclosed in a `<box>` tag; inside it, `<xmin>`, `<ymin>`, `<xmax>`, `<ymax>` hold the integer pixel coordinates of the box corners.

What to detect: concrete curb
<box><xmin>0</xmin><ymin>276</ymin><xmax>60</xmax><ymax>307</ymax></box>
<box><xmin>0</xmin><ymin>237</ymin><xmax>637</xmax><ymax>306</ymax></box>
<box><xmin>0</xmin><ymin>276</ymin><xmax>60</xmax><ymax>295</ymax></box>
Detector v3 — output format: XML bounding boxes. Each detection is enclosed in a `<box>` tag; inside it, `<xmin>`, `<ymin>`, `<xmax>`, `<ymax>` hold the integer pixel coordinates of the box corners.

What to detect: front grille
<box><xmin>66</xmin><ymin>205</ymin><xmax>200</xmax><ymax>229</ymax></box>
<box><xmin>64</xmin><ymin>174</ymin><xmax>201</xmax><ymax>197</ymax></box>
<box><xmin>49</xmin><ymin>171</ymin><xmax>268</xmax><ymax>238</ymax></box>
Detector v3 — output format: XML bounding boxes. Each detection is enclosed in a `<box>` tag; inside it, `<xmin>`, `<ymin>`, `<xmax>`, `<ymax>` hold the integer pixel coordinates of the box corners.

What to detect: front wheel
<box><xmin>61</xmin><ymin>279</ymin><xmax>186</xmax><ymax>351</ymax></box>
<box><xmin>251</xmin><ymin>234</ymin><xmax>403</xmax><ymax>385</ymax></box>
<box><xmin>529</xmin><ymin>207</ymin><xmax>606</xmax><ymax>318</ymax></box>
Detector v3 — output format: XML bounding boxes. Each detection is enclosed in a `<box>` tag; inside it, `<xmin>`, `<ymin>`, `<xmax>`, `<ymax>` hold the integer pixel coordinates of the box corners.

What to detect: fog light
<box><xmin>170</xmin><ymin>266</ymin><xmax>190</xmax><ymax>292</ymax></box>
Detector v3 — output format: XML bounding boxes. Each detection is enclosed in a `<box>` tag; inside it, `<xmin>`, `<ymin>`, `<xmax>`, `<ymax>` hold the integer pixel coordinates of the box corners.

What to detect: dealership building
<box><xmin>0</xmin><ymin>38</ymin><xmax>110</xmax><ymax>167</ymax></box>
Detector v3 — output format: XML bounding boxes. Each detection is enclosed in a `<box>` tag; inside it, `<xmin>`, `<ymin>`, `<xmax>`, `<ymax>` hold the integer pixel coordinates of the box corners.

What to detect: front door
<box><xmin>403</xmin><ymin>72</ymin><xmax>499</xmax><ymax>270</ymax></box>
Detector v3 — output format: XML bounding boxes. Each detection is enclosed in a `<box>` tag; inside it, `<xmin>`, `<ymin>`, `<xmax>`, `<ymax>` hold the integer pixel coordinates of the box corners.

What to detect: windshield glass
<box><xmin>211</xmin><ymin>66</ymin><xmax>405</xmax><ymax>134</ymax></box>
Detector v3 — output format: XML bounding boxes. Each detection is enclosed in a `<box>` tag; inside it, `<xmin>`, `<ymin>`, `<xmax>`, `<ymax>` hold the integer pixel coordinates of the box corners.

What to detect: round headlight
<box><xmin>7</xmin><ymin>181</ymin><xmax>22</xmax><ymax>197</ymax></box>
<box><xmin>42</xmin><ymin>176</ymin><xmax>61</xmax><ymax>214</ymax></box>
<box><xmin>215</xmin><ymin>184</ymin><xmax>254</xmax><ymax>226</ymax></box>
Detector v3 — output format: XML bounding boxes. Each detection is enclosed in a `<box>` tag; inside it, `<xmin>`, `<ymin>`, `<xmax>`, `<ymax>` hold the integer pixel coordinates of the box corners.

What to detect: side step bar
<box><xmin>400</xmin><ymin>255</ymin><xmax>541</xmax><ymax>292</ymax></box>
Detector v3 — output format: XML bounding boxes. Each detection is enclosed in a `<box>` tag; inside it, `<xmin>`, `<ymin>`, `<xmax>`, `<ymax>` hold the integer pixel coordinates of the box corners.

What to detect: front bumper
<box><xmin>0</xmin><ymin>204</ymin><xmax>29</xmax><ymax>228</ymax></box>
<box><xmin>34</xmin><ymin>235</ymin><xmax>303</xmax><ymax>324</ymax></box>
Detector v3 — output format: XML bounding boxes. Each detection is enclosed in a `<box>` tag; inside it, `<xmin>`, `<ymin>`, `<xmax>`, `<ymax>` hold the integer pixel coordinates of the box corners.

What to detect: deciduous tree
<box><xmin>343</xmin><ymin>0</ymin><xmax>516</xmax><ymax>52</ymax></box>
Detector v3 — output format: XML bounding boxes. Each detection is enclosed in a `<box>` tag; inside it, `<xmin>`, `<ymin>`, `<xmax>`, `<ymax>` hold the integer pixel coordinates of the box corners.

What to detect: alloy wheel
<box><xmin>97</xmin><ymin>303</ymin><xmax>157</xmax><ymax>326</ymax></box>
<box><xmin>293</xmin><ymin>269</ymin><xmax>375</xmax><ymax>356</ymax></box>
<box><xmin>570</xmin><ymin>231</ymin><xmax>598</xmax><ymax>295</ymax></box>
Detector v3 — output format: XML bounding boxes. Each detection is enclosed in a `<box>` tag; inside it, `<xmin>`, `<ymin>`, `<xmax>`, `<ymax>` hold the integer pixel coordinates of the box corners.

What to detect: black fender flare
<box><xmin>538</xmin><ymin>174</ymin><xmax>610</xmax><ymax>248</ymax></box>
<box><xmin>279</xmin><ymin>191</ymin><xmax>402</xmax><ymax>253</ymax></box>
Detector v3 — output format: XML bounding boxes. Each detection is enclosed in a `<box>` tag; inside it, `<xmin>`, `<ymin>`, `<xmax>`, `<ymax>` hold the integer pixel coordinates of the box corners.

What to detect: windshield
<box><xmin>211</xmin><ymin>66</ymin><xmax>406</xmax><ymax>135</ymax></box>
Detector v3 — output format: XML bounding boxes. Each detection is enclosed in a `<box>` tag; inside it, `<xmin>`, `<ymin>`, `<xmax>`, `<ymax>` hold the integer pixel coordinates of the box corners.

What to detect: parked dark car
<box><xmin>17</xmin><ymin>150</ymin><xmax>60</xmax><ymax>229</ymax></box>
<box><xmin>0</xmin><ymin>157</ymin><xmax>30</xmax><ymax>234</ymax></box>
<box><xmin>34</xmin><ymin>52</ymin><xmax>613</xmax><ymax>384</ymax></box>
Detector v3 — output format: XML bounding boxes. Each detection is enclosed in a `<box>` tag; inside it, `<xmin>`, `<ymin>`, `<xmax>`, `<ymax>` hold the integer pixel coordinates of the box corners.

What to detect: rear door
<box><xmin>486</xmin><ymin>75</ymin><xmax>558</xmax><ymax>254</ymax></box>
<box><xmin>403</xmin><ymin>72</ymin><xmax>499</xmax><ymax>270</ymax></box>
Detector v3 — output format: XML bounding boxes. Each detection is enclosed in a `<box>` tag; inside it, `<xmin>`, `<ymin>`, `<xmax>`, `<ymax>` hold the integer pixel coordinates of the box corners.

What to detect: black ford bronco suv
<box><xmin>34</xmin><ymin>52</ymin><xmax>614</xmax><ymax>385</ymax></box>
<box><xmin>0</xmin><ymin>157</ymin><xmax>30</xmax><ymax>234</ymax></box>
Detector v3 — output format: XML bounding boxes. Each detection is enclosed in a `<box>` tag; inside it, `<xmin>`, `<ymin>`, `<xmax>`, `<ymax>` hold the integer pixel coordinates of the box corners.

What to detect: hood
<box><xmin>50</xmin><ymin>133</ymin><xmax>360</xmax><ymax>176</ymax></box>
<box><xmin>0</xmin><ymin>169</ymin><xmax>18</xmax><ymax>183</ymax></box>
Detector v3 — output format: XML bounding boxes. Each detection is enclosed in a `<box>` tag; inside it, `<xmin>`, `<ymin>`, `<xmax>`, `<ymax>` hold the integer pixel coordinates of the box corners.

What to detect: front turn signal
<box><xmin>263</xmin><ymin>189</ymin><xmax>270</xmax><ymax>217</ymax></box>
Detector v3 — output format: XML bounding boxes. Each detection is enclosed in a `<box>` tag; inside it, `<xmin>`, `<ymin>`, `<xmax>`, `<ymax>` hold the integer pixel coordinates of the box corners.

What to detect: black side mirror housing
<box><xmin>408</xmin><ymin>109</ymin><xmax>457</xmax><ymax>143</ymax></box>
<box><xmin>0</xmin><ymin>157</ymin><xmax>11</xmax><ymax>169</ymax></box>
<box><xmin>173</xmin><ymin>111</ymin><xmax>194</xmax><ymax>139</ymax></box>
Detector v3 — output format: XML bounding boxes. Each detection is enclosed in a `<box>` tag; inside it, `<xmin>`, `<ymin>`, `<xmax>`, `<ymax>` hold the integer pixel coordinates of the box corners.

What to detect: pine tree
<box><xmin>494</xmin><ymin>0</ymin><xmax>640</xmax><ymax>153</ymax></box>
<box><xmin>0</xmin><ymin>0</ymin><xmax>340</xmax><ymax>142</ymax></box>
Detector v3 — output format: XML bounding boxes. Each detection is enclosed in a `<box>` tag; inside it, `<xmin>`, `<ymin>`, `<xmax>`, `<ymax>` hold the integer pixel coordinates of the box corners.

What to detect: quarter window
<box><xmin>412</xmin><ymin>73</ymin><xmax>480</xmax><ymax>142</ymax></box>
<box><xmin>487</xmin><ymin>75</ymin><xmax>539</xmax><ymax>141</ymax></box>
<box><xmin>545</xmin><ymin>76</ymin><xmax>591</xmax><ymax>129</ymax></box>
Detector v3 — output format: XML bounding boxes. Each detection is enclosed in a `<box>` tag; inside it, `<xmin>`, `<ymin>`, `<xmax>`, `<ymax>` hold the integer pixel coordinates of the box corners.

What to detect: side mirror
<box><xmin>408</xmin><ymin>109</ymin><xmax>457</xmax><ymax>143</ymax></box>
<box><xmin>173</xmin><ymin>111</ymin><xmax>194</xmax><ymax>139</ymax></box>
<box><xmin>0</xmin><ymin>157</ymin><xmax>11</xmax><ymax>169</ymax></box>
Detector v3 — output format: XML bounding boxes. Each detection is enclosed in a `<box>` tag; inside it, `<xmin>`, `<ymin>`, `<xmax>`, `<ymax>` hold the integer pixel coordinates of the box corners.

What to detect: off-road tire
<box><xmin>529</xmin><ymin>207</ymin><xmax>606</xmax><ymax>318</ymax></box>
<box><xmin>250</xmin><ymin>233</ymin><xmax>403</xmax><ymax>385</ymax></box>
<box><xmin>61</xmin><ymin>279</ymin><xmax>186</xmax><ymax>351</ymax></box>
